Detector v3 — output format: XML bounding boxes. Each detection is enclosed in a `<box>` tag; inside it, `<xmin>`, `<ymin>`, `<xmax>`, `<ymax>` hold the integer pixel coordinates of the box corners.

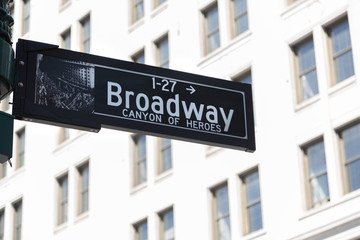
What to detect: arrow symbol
<box><xmin>186</xmin><ymin>85</ymin><xmax>196</xmax><ymax>94</ymax></box>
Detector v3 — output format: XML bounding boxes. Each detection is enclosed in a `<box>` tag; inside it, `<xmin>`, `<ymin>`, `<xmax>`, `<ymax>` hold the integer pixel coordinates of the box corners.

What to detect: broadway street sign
<box><xmin>13</xmin><ymin>39</ymin><xmax>255</xmax><ymax>152</ymax></box>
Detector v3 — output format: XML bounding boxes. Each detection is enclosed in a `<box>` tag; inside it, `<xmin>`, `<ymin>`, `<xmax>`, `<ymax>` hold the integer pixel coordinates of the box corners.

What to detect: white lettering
<box><xmin>107</xmin><ymin>82</ymin><xmax>122</xmax><ymax>106</ymax></box>
<box><xmin>166</xmin><ymin>94</ymin><xmax>180</xmax><ymax>117</ymax></box>
<box><xmin>220</xmin><ymin>108</ymin><xmax>234</xmax><ymax>132</ymax></box>
<box><xmin>182</xmin><ymin>101</ymin><xmax>204</xmax><ymax>121</ymax></box>
<box><xmin>151</xmin><ymin>96</ymin><xmax>164</xmax><ymax>114</ymax></box>
<box><xmin>125</xmin><ymin>91</ymin><xmax>134</xmax><ymax>108</ymax></box>
<box><xmin>136</xmin><ymin>93</ymin><xmax>149</xmax><ymax>111</ymax></box>
<box><xmin>206</xmin><ymin>105</ymin><xmax>218</xmax><ymax>123</ymax></box>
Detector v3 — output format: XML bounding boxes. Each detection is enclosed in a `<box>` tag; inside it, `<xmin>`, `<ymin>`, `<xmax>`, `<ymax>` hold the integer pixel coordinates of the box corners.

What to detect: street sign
<box><xmin>13</xmin><ymin>39</ymin><xmax>255</xmax><ymax>152</ymax></box>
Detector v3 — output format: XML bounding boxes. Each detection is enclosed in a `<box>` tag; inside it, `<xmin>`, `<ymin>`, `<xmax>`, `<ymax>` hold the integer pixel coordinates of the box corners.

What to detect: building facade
<box><xmin>1</xmin><ymin>0</ymin><xmax>360</xmax><ymax>239</ymax></box>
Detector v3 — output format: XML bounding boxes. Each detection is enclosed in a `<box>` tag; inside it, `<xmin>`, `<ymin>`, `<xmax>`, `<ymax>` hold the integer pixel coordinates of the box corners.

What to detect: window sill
<box><xmin>206</xmin><ymin>146</ymin><xmax>222</xmax><ymax>157</ymax></box>
<box><xmin>128</xmin><ymin>18</ymin><xmax>145</xmax><ymax>33</ymax></box>
<box><xmin>294</xmin><ymin>94</ymin><xmax>320</xmax><ymax>112</ymax></box>
<box><xmin>59</xmin><ymin>1</ymin><xmax>71</xmax><ymax>13</ymax></box>
<box><xmin>328</xmin><ymin>75</ymin><xmax>356</xmax><ymax>97</ymax></box>
<box><xmin>130</xmin><ymin>182</ymin><xmax>148</xmax><ymax>195</ymax></box>
<box><xmin>243</xmin><ymin>229</ymin><xmax>267</xmax><ymax>240</ymax></box>
<box><xmin>299</xmin><ymin>188</ymin><xmax>360</xmax><ymax>221</ymax></box>
<box><xmin>53</xmin><ymin>131</ymin><xmax>87</xmax><ymax>154</ymax></box>
<box><xmin>150</xmin><ymin>2</ymin><xmax>168</xmax><ymax>18</ymax></box>
<box><xmin>197</xmin><ymin>30</ymin><xmax>252</xmax><ymax>69</ymax></box>
<box><xmin>75</xmin><ymin>211</ymin><xmax>89</xmax><ymax>224</ymax></box>
<box><xmin>54</xmin><ymin>222</ymin><xmax>68</xmax><ymax>234</ymax></box>
<box><xmin>281</xmin><ymin>0</ymin><xmax>318</xmax><ymax>20</ymax></box>
<box><xmin>155</xmin><ymin>169</ymin><xmax>173</xmax><ymax>183</ymax></box>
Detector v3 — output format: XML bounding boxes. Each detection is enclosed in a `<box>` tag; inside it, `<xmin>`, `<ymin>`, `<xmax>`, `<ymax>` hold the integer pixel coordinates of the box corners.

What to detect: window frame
<box><xmin>158</xmin><ymin>207</ymin><xmax>174</xmax><ymax>240</ymax></box>
<box><xmin>133</xmin><ymin>219</ymin><xmax>148</xmax><ymax>240</ymax></box>
<box><xmin>154</xmin><ymin>0</ymin><xmax>166</xmax><ymax>9</ymax></box>
<box><xmin>132</xmin><ymin>0</ymin><xmax>144</xmax><ymax>24</ymax></box>
<box><xmin>337</xmin><ymin>122</ymin><xmax>360</xmax><ymax>194</ymax></box>
<box><xmin>16</xmin><ymin>128</ymin><xmax>26</xmax><ymax>169</ymax></box>
<box><xmin>240</xmin><ymin>168</ymin><xmax>263</xmax><ymax>235</ymax></box>
<box><xmin>77</xmin><ymin>161</ymin><xmax>90</xmax><ymax>215</ymax></box>
<box><xmin>56</xmin><ymin>173</ymin><xmax>69</xmax><ymax>225</ymax></box>
<box><xmin>158</xmin><ymin>138</ymin><xmax>172</xmax><ymax>174</ymax></box>
<box><xmin>230</xmin><ymin>0</ymin><xmax>249</xmax><ymax>38</ymax></box>
<box><xmin>0</xmin><ymin>208</ymin><xmax>4</xmax><ymax>240</ymax></box>
<box><xmin>60</xmin><ymin>28</ymin><xmax>71</xmax><ymax>50</ymax></box>
<box><xmin>22</xmin><ymin>0</ymin><xmax>30</xmax><ymax>36</ymax></box>
<box><xmin>287</xmin><ymin>0</ymin><xmax>301</xmax><ymax>5</ymax></box>
<box><xmin>12</xmin><ymin>199</ymin><xmax>22</xmax><ymax>240</ymax></box>
<box><xmin>325</xmin><ymin>16</ymin><xmax>355</xmax><ymax>85</ymax></box>
<box><xmin>0</xmin><ymin>161</ymin><xmax>6</xmax><ymax>179</ymax></box>
<box><xmin>131</xmin><ymin>48</ymin><xmax>145</xmax><ymax>64</ymax></box>
<box><xmin>301</xmin><ymin>138</ymin><xmax>330</xmax><ymax>209</ymax></box>
<box><xmin>202</xmin><ymin>2</ymin><xmax>220</xmax><ymax>55</ymax></box>
<box><xmin>132</xmin><ymin>135</ymin><xmax>147</xmax><ymax>186</ymax></box>
<box><xmin>80</xmin><ymin>15</ymin><xmax>91</xmax><ymax>53</ymax></box>
<box><xmin>155</xmin><ymin>34</ymin><xmax>169</xmax><ymax>68</ymax></box>
<box><xmin>210</xmin><ymin>182</ymin><xmax>231</xmax><ymax>240</ymax></box>
<box><xmin>292</xmin><ymin>36</ymin><xmax>319</xmax><ymax>103</ymax></box>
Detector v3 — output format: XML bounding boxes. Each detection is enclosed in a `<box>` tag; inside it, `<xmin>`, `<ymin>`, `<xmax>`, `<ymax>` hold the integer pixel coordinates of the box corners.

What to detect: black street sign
<box><xmin>13</xmin><ymin>39</ymin><xmax>255</xmax><ymax>152</ymax></box>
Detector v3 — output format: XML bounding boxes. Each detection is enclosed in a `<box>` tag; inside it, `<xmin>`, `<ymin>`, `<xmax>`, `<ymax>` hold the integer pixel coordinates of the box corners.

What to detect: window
<box><xmin>231</xmin><ymin>0</ymin><xmax>248</xmax><ymax>37</ymax></box>
<box><xmin>154</xmin><ymin>0</ymin><xmax>166</xmax><ymax>8</ymax></box>
<box><xmin>132</xmin><ymin>0</ymin><xmax>144</xmax><ymax>23</ymax></box>
<box><xmin>58</xmin><ymin>128</ymin><xmax>70</xmax><ymax>144</ymax></box>
<box><xmin>288</xmin><ymin>0</ymin><xmax>300</xmax><ymax>5</ymax></box>
<box><xmin>159</xmin><ymin>208</ymin><xmax>174</xmax><ymax>240</ymax></box>
<box><xmin>16</xmin><ymin>129</ymin><xmax>25</xmax><ymax>169</ymax></box>
<box><xmin>22</xmin><ymin>0</ymin><xmax>30</xmax><ymax>35</ymax></box>
<box><xmin>132</xmin><ymin>49</ymin><xmax>145</xmax><ymax>64</ymax></box>
<box><xmin>326</xmin><ymin>17</ymin><xmax>354</xmax><ymax>84</ymax></box>
<box><xmin>293</xmin><ymin>38</ymin><xmax>319</xmax><ymax>103</ymax></box>
<box><xmin>0</xmin><ymin>162</ymin><xmax>6</xmax><ymax>179</ymax></box>
<box><xmin>233</xmin><ymin>70</ymin><xmax>256</xmax><ymax>124</ymax></box>
<box><xmin>339</xmin><ymin>123</ymin><xmax>360</xmax><ymax>193</ymax></box>
<box><xmin>159</xmin><ymin>138</ymin><xmax>172</xmax><ymax>174</ymax></box>
<box><xmin>77</xmin><ymin>162</ymin><xmax>89</xmax><ymax>215</ymax></box>
<box><xmin>133</xmin><ymin>135</ymin><xmax>147</xmax><ymax>186</ymax></box>
<box><xmin>234</xmin><ymin>70</ymin><xmax>251</xmax><ymax>84</ymax></box>
<box><xmin>156</xmin><ymin>36</ymin><xmax>169</xmax><ymax>68</ymax></box>
<box><xmin>57</xmin><ymin>174</ymin><xmax>68</xmax><ymax>225</ymax></box>
<box><xmin>1</xmin><ymin>95</ymin><xmax>10</xmax><ymax>111</ymax></box>
<box><xmin>0</xmin><ymin>209</ymin><xmax>4</xmax><ymax>240</ymax></box>
<box><xmin>134</xmin><ymin>219</ymin><xmax>148</xmax><ymax>240</ymax></box>
<box><xmin>303</xmin><ymin>140</ymin><xmax>330</xmax><ymax>208</ymax></box>
<box><xmin>61</xmin><ymin>29</ymin><xmax>71</xmax><ymax>50</ymax></box>
<box><xmin>241</xmin><ymin>169</ymin><xmax>262</xmax><ymax>234</ymax></box>
<box><xmin>80</xmin><ymin>16</ymin><xmax>91</xmax><ymax>53</ymax></box>
<box><xmin>211</xmin><ymin>184</ymin><xmax>231</xmax><ymax>240</ymax></box>
<box><xmin>203</xmin><ymin>3</ymin><xmax>220</xmax><ymax>54</ymax></box>
<box><xmin>13</xmin><ymin>200</ymin><xmax>22</xmax><ymax>240</ymax></box>
<box><xmin>61</xmin><ymin>0</ymin><xmax>70</xmax><ymax>6</ymax></box>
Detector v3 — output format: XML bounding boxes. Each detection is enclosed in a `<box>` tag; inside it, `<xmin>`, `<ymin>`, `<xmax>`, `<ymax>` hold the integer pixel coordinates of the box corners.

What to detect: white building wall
<box><xmin>1</xmin><ymin>0</ymin><xmax>360</xmax><ymax>240</ymax></box>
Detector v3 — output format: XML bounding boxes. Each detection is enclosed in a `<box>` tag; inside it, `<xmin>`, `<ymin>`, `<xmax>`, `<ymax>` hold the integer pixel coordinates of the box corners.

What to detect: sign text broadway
<box><xmin>94</xmin><ymin>67</ymin><xmax>248</xmax><ymax>140</ymax></box>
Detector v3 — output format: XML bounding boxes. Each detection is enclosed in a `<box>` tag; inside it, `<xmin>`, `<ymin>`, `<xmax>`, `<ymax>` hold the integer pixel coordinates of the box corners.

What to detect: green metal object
<box><xmin>0</xmin><ymin>111</ymin><xmax>14</xmax><ymax>163</ymax></box>
<box><xmin>0</xmin><ymin>0</ymin><xmax>14</xmax><ymax>163</ymax></box>
<box><xmin>0</xmin><ymin>0</ymin><xmax>14</xmax><ymax>100</ymax></box>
